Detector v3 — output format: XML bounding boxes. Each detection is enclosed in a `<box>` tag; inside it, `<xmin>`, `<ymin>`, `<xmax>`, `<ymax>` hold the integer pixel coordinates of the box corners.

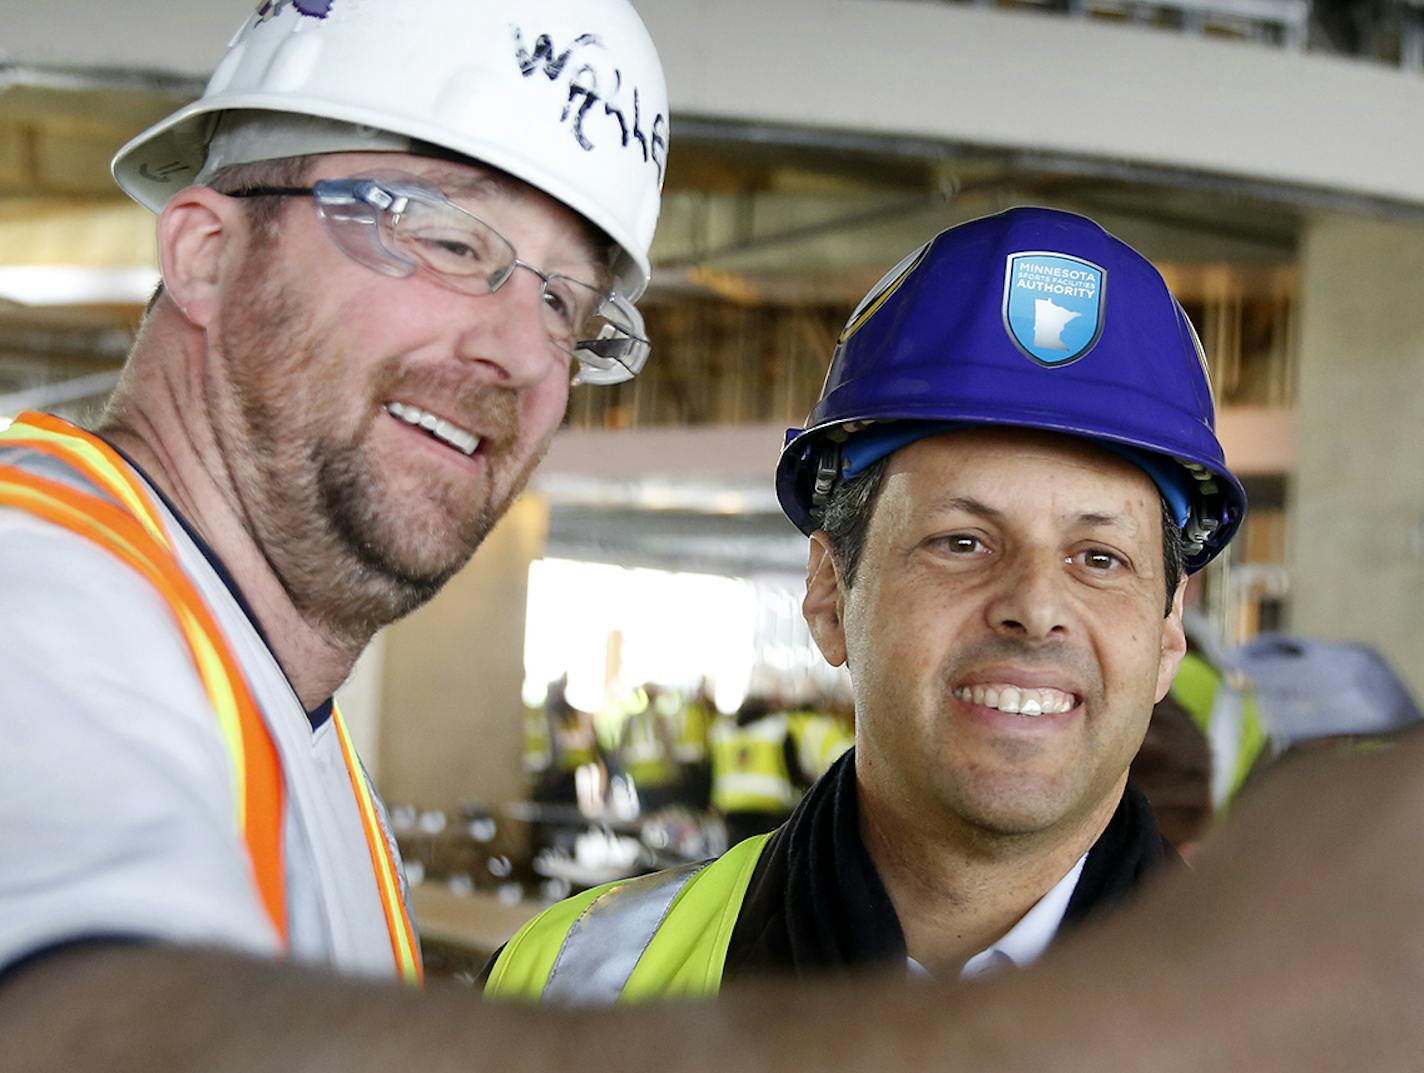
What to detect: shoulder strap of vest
<box><xmin>331</xmin><ymin>707</ymin><xmax>423</xmax><ymax>984</ymax></box>
<box><xmin>542</xmin><ymin>859</ymin><xmax>712</xmax><ymax>1004</ymax></box>
<box><xmin>0</xmin><ymin>411</ymin><xmax>170</xmax><ymax>543</ymax></box>
<box><xmin>485</xmin><ymin>832</ymin><xmax>773</xmax><ymax>1005</ymax></box>
<box><xmin>0</xmin><ymin>413</ymin><xmax>290</xmax><ymax>948</ymax></box>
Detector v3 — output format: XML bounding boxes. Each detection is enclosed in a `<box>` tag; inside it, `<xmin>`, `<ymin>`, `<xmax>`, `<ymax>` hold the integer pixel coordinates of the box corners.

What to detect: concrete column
<box><xmin>374</xmin><ymin>494</ymin><xmax>549</xmax><ymax>811</ymax></box>
<box><xmin>1290</xmin><ymin>214</ymin><xmax>1424</xmax><ymax>698</ymax></box>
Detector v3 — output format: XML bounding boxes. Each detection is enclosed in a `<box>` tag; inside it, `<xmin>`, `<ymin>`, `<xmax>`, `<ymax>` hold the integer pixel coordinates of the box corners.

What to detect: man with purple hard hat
<box><xmin>484</xmin><ymin>206</ymin><xmax>1247</xmax><ymax>1001</ymax></box>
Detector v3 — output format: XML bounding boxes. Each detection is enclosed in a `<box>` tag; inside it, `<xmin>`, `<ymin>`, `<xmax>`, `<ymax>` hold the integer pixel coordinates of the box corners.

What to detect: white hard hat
<box><xmin>111</xmin><ymin>0</ymin><xmax>668</xmax><ymax>299</ymax></box>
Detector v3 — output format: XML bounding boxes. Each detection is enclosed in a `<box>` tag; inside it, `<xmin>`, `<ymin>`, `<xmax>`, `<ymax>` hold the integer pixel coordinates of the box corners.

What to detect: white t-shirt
<box><xmin>0</xmin><ymin>474</ymin><xmax>406</xmax><ymax>977</ymax></box>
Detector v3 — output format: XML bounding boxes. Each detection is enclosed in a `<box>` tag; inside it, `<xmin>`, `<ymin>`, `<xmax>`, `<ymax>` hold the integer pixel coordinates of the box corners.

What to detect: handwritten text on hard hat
<box><xmin>513</xmin><ymin>27</ymin><xmax>669</xmax><ymax>187</ymax></box>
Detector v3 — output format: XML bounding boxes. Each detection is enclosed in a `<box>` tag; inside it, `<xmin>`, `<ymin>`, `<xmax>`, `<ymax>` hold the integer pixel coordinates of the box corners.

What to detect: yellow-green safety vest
<box><xmin>709</xmin><ymin>714</ymin><xmax>796</xmax><ymax>813</ymax></box>
<box><xmin>485</xmin><ymin>833</ymin><xmax>772</xmax><ymax>1004</ymax></box>
<box><xmin>620</xmin><ymin>705</ymin><xmax>679</xmax><ymax>789</ymax></box>
<box><xmin>672</xmin><ymin>699</ymin><xmax>714</xmax><ymax>764</ymax></box>
<box><xmin>786</xmin><ymin>710</ymin><xmax>854</xmax><ymax>780</ymax></box>
<box><xmin>523</xmin><ymin>704</ymin><xmax>553</xmax><ymax>779</ymax></box>
<box><xmin>1171</xmin><ymin>650</ymin><xmax>1268</xmax><ymax>811</ymax></box>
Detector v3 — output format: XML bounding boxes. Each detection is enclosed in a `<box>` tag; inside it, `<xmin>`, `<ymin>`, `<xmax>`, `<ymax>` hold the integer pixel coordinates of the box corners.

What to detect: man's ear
<box><xmin>1155</xmin><ymin>576</ymin><xmax>1190</xmax><ymax>702</ymax></box>
<box><xmin>156</xmin><ymin>185</ymin><xmax>246</xmax><ymax>329</ymax></box>
<box><xmin>803</xmin><ymin>532</ymin><xmax>848</xmax><ymax>668</ymax></box>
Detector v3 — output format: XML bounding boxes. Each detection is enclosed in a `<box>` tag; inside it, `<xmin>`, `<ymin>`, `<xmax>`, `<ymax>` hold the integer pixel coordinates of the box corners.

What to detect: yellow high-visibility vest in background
<box><xmin>1171</xmin><ymin>650</ymin><xmax>1268</xmax><ymax>812</ymax></box>
<box><xmin>710</xmin><ymin>714</ymin><xmax>796</xmax><ymax>813</ymax></box>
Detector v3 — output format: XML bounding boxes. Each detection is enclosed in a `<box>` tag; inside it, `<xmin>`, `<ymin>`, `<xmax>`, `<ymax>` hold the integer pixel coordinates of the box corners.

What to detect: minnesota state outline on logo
<box><xmin>1002</xmin><ymin>251</ymin><xmax>1106</xmax><ymax>367</ymax></box>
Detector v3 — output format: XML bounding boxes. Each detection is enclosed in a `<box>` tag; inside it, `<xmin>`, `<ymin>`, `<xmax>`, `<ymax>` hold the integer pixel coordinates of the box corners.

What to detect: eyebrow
<box><xmin>412</xmin><ymin>164</ymin><xmax>510</xmax><ymax>200</ymax></box>
<box><xmin>396</xmin><ymin>149</ymin><xmax>512</xmax><ymax>196</ymax></box>
<box><xmin>415</xmin><ymin>164</ymin><xmax>613</xmax><ymax>287</ymax></box>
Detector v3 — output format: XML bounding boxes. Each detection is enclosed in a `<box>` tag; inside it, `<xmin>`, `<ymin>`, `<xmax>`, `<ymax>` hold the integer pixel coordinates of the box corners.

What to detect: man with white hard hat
<box><xmin>0</xmin><ymin>0</ymin><xmax>665</xmax><ymax>989</ymax></box>
<box><xmin>7</xmin><ymin>3</ymin><xmax>1424</xmax><ymax>1070</ymax></box>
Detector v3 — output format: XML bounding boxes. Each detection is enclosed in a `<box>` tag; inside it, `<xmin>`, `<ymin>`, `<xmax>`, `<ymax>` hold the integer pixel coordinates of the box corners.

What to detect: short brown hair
<box><xmin>145</xmin><ymin>155</ymin><xmax>315</xmax><ymax>315</ymax></box>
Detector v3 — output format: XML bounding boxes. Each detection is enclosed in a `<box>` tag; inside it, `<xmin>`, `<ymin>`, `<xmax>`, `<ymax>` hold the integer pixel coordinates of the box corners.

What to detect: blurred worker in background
<box><xmin>11</xmin><ymin>3</ymin><xmax>1424</xmax><ymax>1070</ymax></box>
<box><xmin>610</xmin><ymin>683</ymin><xmax>684</xmax><ymax>814</ymax></box>
<box><xmin>1236</xmin><ymin>632</ymin><xmax>1423</xmax><ymax>752</ymax></box>
<box><xmin>1172</xmin><ymin>609</ymin><xmax>1270</xmax><ymax>811</ymax></box>
<box><xmin>672</xmin><ymin>676</ymin><xmax>717</xmax><ymax>810</ymax></box>
<box><xmin>1129</xmin><ymin>695</ymin><xmax>1215</xmax><ymax>857</ymax></box>
<box><xmin>785</xmin><ymin>693</ymin><xmax>855</xmax><ymax>783</ymax></box>
<box><xmin>522</xmin><ymin>697</ymin><xmax>554</xmax><ymax>791</ymax></box>
<box><xmin>709</xmin><ymin>688</ymin><xmax>812</xmax><ymax>845</ymax></box>
<box><xmin>534</xmin><ymin>675</ymin><xmax>602</xmax><ymax>809</ymax></box>
<box><xmin>485</xmin><ymin>207</ymin><xmax>1247</xmax><ymax>1000</ymax></box>
<box><xmin>525</xmin><ymin>676</ymin><xmax>604</xmax><ymax>857</ymax></box>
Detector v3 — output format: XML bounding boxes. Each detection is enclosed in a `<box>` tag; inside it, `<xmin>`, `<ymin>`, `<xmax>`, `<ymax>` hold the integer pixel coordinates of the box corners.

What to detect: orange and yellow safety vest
<box><xmin>0</xmin><ymin>412</ymin><xmax>421</xmax><ymax>983</ymax></box>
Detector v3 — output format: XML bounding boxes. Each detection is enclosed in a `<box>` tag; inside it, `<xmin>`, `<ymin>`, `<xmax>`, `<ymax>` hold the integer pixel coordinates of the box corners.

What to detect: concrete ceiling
<box><xmin>0</xmin><ymin>67</ymin><xmax>1307</xmax><ymax>415</ymax></box>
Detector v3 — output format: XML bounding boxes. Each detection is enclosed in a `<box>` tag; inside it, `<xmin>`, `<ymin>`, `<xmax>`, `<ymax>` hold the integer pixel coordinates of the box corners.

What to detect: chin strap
<box><xmin>1181</xmin><ymin>461</ymin><xmax>1224</xmax><ymax>561</ymax></box>
<box><xmin>811</xmin><ymin>442</ymin><xmax>843</xmax><ymax>519</ymax></box>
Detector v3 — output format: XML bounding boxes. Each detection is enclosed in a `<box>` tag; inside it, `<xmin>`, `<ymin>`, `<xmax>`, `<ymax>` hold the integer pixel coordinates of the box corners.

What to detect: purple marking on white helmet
<box><xmin>255</xmin><ymin>0</ymin><xmax>333</xmax><ymax>23</ymax></box>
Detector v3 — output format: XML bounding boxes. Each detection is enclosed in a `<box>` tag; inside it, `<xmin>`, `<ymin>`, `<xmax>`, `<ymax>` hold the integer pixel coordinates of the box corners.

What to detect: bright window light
<box><xmin>523</xmin><ymin>558</ymin><xmax>844</xmax><ymax>714</ymax></box>
<box><xmin>0</xmin><ymin>266</ymin><xmax>160</xmax><ymax>307</ymax></box>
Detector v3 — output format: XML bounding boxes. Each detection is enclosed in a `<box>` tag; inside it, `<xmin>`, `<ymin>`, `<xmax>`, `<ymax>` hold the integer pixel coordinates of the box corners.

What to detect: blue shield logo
<box><xmin>1002</xmin><ymin>252</ymin><xmax>1106</xmax><ymax>366</ymax></box>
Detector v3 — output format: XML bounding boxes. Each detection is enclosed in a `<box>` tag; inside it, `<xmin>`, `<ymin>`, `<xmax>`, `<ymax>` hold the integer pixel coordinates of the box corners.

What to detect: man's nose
<box><xmin>985</xmin><ymin>551</ymin><xmax>1072</xmax><ymax>641</ymax></box>
<box><xmin>453</xmin><ymin>267</ymin><xmax>565</xmax><ymax>388</ymax></box>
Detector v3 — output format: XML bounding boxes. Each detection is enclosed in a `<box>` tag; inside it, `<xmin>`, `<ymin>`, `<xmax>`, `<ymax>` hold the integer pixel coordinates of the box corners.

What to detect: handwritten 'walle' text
<box><xmin>512</xmin><ymin>27</ymin><xmax>668</xmax><ymax>186</ymax></box>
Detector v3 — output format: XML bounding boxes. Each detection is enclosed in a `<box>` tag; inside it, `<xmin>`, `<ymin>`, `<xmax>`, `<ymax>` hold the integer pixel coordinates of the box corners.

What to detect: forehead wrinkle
<box><xmin>921</xmin><ymin>494</ymin><xmax>1004</xmax><ymax>521</ymax></box>
<box><xmin>1073</xmin><ymin>510</ymin><xmax>1135</xmax><ymax>531</ymax></box>
<box><xmin>919</xmin><ymin>493</ymin><xmax>1146</xmax><ymax>536</ymax></box>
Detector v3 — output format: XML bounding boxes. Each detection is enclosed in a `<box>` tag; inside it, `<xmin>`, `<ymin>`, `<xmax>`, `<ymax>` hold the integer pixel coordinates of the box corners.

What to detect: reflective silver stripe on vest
<box><xmin>542</xmin><ymin>859</ymin><xmax>712</xmax><ymax>1005</ymax></box>
<box><xmin>1206</xmin><ymin>684</ymin><xmax>1245</xmax><ymax>809</ymax></box>
<box><xmin>0</xmin><ymin>445</ymin><xmax>120</xmax><ymax>505</ymax></box>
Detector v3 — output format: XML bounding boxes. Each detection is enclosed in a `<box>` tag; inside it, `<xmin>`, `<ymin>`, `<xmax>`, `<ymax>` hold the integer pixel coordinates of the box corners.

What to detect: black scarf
<box><xmin>722</xmin><ymin>748</ymin><xmax>1176</xmax><ymax>980</ymax></box>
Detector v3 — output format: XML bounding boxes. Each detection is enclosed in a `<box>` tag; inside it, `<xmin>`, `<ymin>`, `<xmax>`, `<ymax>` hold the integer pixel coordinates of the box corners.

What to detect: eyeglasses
<box><xmin>228</xmin><ymin>175</ymin><xmax>649</xmax><ymax>385</ymax></box>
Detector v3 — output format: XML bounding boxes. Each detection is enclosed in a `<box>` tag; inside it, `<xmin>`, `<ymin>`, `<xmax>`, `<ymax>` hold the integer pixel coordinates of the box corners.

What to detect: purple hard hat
<box><xmin>776</xmin><ymin>206</ymin><xmax>1247</xmax><ymax>571</ymax></box>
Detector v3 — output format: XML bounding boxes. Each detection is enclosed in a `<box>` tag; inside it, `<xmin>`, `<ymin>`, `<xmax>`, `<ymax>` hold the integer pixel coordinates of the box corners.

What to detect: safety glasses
<box><xmin>230</xmin><ymin>174</ymin><xmax>650</xmax><ymax>385</ymax></box>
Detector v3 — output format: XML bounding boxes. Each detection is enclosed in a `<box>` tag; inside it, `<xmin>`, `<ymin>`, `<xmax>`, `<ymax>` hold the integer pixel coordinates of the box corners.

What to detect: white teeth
<box><xmin>954</xmin><ymin>683</ymin><xmax>1075</xmax><ymax>718</ymax></box>
<box><xmin>385</xmin><ymin>402</ymin><xmax>481</xmax><ymax>456</ymax></box>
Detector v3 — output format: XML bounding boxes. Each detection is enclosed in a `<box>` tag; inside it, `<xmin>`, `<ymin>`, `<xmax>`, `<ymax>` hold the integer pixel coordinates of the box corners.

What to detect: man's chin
<box><xmin>355</xmin><ymin>518</ymin><xmax>487</xmax><ymax>588</ymax></box>
<box><xmin>947</xmin><ymin>781</ymin><xmax>1073</xmax><ymax>838</ymax></box>
<box><xmin>314</xmin><ymin>506</ymin><xmax>487</xmax><ymax>626</ymax></box>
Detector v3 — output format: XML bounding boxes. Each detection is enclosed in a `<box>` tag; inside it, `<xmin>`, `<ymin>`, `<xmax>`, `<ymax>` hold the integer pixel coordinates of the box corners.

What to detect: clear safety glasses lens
<box><xmin>310</xmin><ymin>177</ymin><xmax>649</xmax><ymax>384</ymax></box>
<box><xmin>571</xmin><ymin>292</ymin><xmax>650</xmax><ymax>385</ymax></box>
<box><xmin>309</xmin><ymin>178</ymin><xmax>423</xmax><ymax>279</ymax></box>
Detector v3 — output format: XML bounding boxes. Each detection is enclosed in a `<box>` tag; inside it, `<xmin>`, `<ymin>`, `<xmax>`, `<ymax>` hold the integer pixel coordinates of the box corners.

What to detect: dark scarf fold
<box><xmin>722</xmin><ymin>748</ymin><xmax>1175</xmax><ymax>981</ymax></box>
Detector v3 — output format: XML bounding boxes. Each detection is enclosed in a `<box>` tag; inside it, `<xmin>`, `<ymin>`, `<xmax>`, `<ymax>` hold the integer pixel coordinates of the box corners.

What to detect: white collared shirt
<box><xmin>906</xmin><ymin>853</ymin><xmax>1088</xmax><ymax>981</ymax></box>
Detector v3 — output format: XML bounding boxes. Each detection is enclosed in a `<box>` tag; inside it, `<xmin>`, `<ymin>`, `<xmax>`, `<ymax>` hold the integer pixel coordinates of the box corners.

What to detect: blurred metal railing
<box><xmin>937</xmin><ymin>0</ymin><xmax>1424</xmax><ymax>67</ymax></box>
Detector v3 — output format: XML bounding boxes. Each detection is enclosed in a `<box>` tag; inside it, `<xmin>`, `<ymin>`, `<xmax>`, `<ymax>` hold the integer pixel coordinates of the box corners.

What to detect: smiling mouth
<box><xmin>952</xmin><ymin>684</ymin><xmax>1078</xmax><ymax>717</ymax></box>
<box><xmin>385</xmin><ymin>401</ymin><xmax>481</xmax><ymax>456</ymax></box>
